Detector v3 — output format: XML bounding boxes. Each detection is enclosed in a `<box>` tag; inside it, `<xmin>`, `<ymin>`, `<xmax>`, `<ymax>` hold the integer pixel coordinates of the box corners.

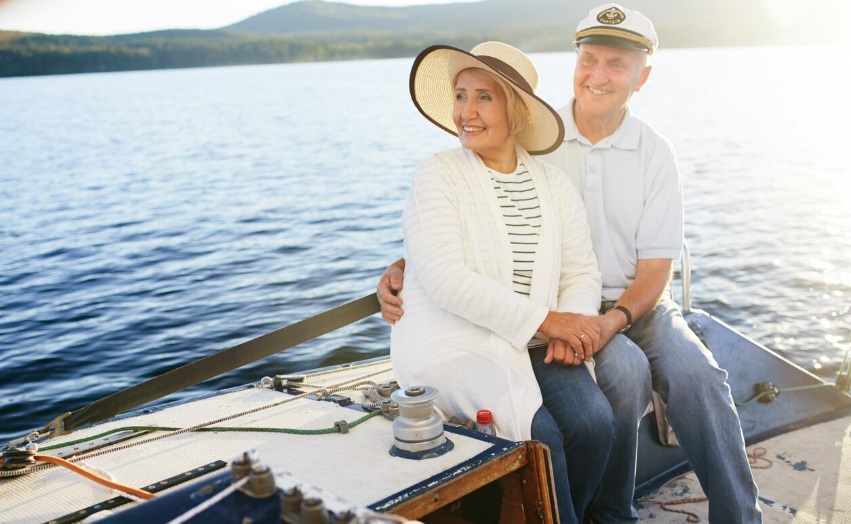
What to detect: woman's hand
<box><xmin>544</xmin><ymin>338</ymin><xmax>584</xmax><ymax>366</ymax></box>
<box><xmin>539</xmin><ymin>311</ymin><xmax>600</xmax><ymax>362</ymax></box>
<box><xmin>377</xmin><ymin>258</ymin><xmax>406</xmax><ymax>324</ymax></box>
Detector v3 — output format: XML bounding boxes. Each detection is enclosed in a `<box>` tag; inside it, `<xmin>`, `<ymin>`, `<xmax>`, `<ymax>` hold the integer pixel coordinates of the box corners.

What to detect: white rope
<box><xmin>4</xmin><ymin>363</ymin><xmax>395</xmax><ymax>477</ymax></box>
<box><xmin>69</xmin><ymin>365</ymin><xmax>393</xmax><ymax>463</ymax></box>
<box><xmin>361</xmin><ymin>512</ymin><xmax>423</xmax><ymax>523</ymax></box>
<box><xmin>166</xmin><ymin>476</ymin><xmax>249</xmax><ymax>524</ymax></box>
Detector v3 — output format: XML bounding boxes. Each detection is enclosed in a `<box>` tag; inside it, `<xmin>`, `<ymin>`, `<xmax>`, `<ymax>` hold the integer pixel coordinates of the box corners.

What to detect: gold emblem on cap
<box><xmin>597</xmin><ymin>7</ymin><xmax>625</xmax><ymax>25</ymax></box>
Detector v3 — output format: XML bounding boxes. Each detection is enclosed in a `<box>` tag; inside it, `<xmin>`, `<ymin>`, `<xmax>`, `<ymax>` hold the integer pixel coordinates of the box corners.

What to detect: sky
<box><xmin>0</xmin><ymin>0</ymin><xmax>468</xmax><ymax>36</ymax></box>
<box><xmin>0</xmin><ymin>0</ymin><xmax>842</xmax><ymax>37</ymax></box>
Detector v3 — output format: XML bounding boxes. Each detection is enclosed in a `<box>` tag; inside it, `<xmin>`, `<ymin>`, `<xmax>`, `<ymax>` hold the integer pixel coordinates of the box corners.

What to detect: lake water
<box><xmin>1</xmin><ymin>45</ymin><xmax>849</xmax><ymax>444</ymax></box>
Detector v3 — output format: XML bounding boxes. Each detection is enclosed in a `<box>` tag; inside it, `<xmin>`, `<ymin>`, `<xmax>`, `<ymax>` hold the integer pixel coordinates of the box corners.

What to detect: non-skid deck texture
<box><xmin>637</xmin><ymin>414</ymin><xmax>851</xmax><ymax>523</ymax></box>
<box><xmin>0</xmin><ymin>361</ymin><xmax>493</xmax><ymax>524</ymax></box>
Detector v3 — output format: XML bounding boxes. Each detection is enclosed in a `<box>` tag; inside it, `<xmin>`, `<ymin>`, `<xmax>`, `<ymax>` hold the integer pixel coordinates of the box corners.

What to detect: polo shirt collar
<box><xmin>560</xmin><ymin>98</ymin><xmax>640</xmax><ymax>150</ymax></box>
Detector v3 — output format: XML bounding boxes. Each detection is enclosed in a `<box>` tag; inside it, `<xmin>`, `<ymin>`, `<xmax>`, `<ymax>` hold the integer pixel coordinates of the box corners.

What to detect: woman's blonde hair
<box><xmin>455</xmin><ymin>68</ymin><xmax>532</xmax><ymax>136</ymax></box>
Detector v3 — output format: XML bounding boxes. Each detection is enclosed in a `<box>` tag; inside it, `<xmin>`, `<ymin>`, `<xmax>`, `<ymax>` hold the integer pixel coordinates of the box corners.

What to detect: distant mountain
<box><xmin>0</xmin><ymin>0</ymin><xmax>844</xmax><ymax>78</ymax></box>
<box><xmin>227</xmin><ymin>0</ymin><xmax>573</xmax><ymax>34</ymax></box>
<box><xmin>225</xmin><ymin>0</ymin><xmax>843</xmax><ymax>47</ymax></box>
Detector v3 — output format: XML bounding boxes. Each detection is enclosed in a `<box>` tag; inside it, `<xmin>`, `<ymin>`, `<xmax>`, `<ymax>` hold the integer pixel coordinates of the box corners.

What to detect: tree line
<box><xmin>0</xmin><ymin>27</ymin><xmax>566</xmax><ymax>78</ymax></box>
<box><xmin>0</xmin><ymin>19</ymin><xmax>825</xmax><ymax>79</ymax></box>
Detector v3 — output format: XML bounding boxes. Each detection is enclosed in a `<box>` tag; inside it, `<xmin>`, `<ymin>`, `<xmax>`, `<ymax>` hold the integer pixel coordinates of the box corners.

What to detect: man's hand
<box><xmin>377</xmin><ymin>258</ymin><xmax>406</xmax><ymax>324</ymax></box>
<box><xmin>588</xmin><ymin>258</ymin><xmax>673</xmax><ymax>351</ymax></box>
<box><xmin>591</xmin><ymin>310</ymin><xmax>624</xmax><ymax>351</ymax></box>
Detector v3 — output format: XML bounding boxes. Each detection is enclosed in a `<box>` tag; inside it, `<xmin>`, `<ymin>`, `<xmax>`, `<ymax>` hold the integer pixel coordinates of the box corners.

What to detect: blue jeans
<box><xmin>584</xmin><ymin>332</ymin><xmax>652</xmax><ymax>523</ymax></box>
<box><xmin>591</xmin><ymin>298</ymin><xmax>762</xmax><ymax>523</ymax></box>
<box><xmin>530</xmin><ymin>346</ymin><xmax>615</xmax><ymax>524</ymax></box>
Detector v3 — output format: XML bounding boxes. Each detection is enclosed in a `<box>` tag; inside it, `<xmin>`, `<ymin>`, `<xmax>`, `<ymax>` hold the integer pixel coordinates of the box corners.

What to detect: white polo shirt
<box><xmin>542</xmin><ymin>99</ymin><xmax>684</xmax><ymax>301</ymax></box>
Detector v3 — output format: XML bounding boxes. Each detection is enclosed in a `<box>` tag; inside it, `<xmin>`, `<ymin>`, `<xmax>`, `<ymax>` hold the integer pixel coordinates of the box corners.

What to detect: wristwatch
<box><xmin>609</xmin><ymin>305</ymin><xmax>633</xmax><ymax>333</ymax></box>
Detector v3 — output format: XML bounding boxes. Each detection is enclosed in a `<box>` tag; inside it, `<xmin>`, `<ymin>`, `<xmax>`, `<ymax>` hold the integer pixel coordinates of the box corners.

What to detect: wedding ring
<box><xmin>579</xmin><ymin>334</ymin><xmax>586</xmax><ymax>341</ymax></box>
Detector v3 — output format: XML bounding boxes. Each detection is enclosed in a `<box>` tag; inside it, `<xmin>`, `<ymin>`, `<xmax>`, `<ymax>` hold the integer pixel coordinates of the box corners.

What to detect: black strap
<box><xmin>48</xmin><ymin>293</ymin><xmax>381</xmax><ymax>437</ymax></box>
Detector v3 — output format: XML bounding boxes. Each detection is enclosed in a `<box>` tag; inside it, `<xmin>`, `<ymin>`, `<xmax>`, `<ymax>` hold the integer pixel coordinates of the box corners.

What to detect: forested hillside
<box><xmin>0</xmin><ymin>0</ymin><xmax>843</xmax><ymax>78</ymax></box>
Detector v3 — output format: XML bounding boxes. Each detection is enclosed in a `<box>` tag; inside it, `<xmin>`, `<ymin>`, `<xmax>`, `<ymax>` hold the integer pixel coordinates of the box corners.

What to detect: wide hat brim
<box><xmin>409</xmin><ymin>45</ymin><xmax>564</xmax><ymax>156</ymax></box>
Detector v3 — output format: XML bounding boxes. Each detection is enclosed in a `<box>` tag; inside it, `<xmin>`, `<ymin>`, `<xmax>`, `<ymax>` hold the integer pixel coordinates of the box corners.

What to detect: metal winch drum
<box><xmin>389</xmin><ymin>385</ymin><xmax>454</xmax><ymax>460</ymax></box>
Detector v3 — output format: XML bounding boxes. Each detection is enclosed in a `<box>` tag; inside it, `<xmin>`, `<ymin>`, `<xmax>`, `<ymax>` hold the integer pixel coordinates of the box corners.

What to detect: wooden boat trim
<box><xmin>390</xmin><ymin>440</ymin><xmax>557</xmax><ymax>522</ymax></box>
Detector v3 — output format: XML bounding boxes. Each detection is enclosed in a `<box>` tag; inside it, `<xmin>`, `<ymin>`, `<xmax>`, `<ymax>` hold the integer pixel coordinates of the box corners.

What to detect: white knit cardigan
<box><xmin>390</xmin><ymin>147</ymin><xmax>601</xmax><ymax>441</ymax></box>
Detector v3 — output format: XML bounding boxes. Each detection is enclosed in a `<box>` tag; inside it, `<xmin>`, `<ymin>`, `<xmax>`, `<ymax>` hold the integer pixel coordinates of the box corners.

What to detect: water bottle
<box><xmin>475</xmin><ymin>409</ymin><xmax>495</xmax><ymax>435</ymax></box>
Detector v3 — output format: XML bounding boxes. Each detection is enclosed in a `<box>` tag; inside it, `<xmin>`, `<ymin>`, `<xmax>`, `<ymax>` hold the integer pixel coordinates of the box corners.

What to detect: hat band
<box><xmin>575</xmin><ymin>27</ymin><xmax>655</xmax><ymax>54</ymax></box>
<box><xmin>475</xmin><ymin>55</ymin><xmax>533</xmax><ymax>93</ymax></box>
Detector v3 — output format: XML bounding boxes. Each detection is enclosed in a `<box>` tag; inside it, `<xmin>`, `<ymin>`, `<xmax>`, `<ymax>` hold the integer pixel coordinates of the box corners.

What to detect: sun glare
<box><xmin>761</xmin><ymin>0</ymin><xmax>809</xmax><ymax>29</ymax></box>
<box><xmin>762</xmin><ymin>0</ymin><xmax>849</xmax><ymax>42</ymax></box>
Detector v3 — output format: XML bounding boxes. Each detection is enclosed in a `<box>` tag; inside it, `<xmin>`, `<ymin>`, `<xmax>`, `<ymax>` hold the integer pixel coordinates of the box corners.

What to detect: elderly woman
<box><xmin>390</xmin><ymin>42</ymin><xmax>613</xmax><ymax>523</ymax></box>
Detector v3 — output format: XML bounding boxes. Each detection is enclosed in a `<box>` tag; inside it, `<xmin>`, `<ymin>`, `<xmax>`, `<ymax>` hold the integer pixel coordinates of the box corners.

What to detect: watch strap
<box><xmin>611</xmin><ymin>305</ymin><xmax>633</xmax><ymax>333</ymax></box>
<box><xmin>613</xmin><ymin>305</ymin><xmax>632</xmax><ymax>326</ymax></box>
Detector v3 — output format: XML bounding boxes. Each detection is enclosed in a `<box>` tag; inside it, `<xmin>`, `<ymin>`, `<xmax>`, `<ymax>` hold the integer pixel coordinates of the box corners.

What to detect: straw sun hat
<box><xmin>409</xmin><ymin>41</ymin><xmax>564</xmax><ymax>155</ymax></box>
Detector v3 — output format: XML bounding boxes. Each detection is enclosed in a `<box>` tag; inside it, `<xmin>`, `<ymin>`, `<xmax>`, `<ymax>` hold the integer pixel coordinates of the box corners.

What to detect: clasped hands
<box><xmin>376</xmin><ymin>261</ymin><xmax>608</xmax><ymax>367</ymax></box>
<box><xmin>538</xmin><ymin>311</ymin><xmax>601</xmax><ymax>366</ymax></box>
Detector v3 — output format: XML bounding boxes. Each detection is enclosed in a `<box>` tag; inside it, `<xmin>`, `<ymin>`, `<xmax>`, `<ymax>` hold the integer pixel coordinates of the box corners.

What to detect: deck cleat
<box><xmin>377</xmin><ymin>381</ymin><xmax>399</xmax><ymax>398</ymax></box>
<box><xmin>0</xmin><ymin>442</ymin><xmax>38</xmax><ymax>471</ymax></box>
<box><xmin>231</xmin><ymin>449</ymin><xmax>260</xmax><ymax>481</ymax></box>
<box><xmin>280</xmin><ymin>486</ymin><xmax>304</xmax><ymax>520</ymax></box>
<box><xmin>756</xmin><ymin>381</ymin><xmax>781</xmax><ymax>403</ymax></box>
<box><xmin>300</xmin><ymin>497</ymin><xmax>329</xmax><ymax>524</ymax></box>
<box><xmin>245</xmin><ymin>463</ymin><xmax>277</xmax><ymax>499</ymax></box>
<box><xmin>379</xmin><ymin>398</ymin><xmax>399</xmax><ymax>421</ymax></box>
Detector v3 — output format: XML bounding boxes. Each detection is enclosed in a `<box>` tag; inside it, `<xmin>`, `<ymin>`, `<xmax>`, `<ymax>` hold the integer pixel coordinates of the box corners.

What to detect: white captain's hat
<box><xmin>574</xmin><ymin>3</ymin><xmax>658</xmax><ymax>55</ymax></box>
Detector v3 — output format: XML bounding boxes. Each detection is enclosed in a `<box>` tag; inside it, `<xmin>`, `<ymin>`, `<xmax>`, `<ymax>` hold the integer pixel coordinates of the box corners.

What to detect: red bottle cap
<box><xmin>476</xmin><ymin>410</ymin><xmax>493</xmax><ymax>424</ymax></box>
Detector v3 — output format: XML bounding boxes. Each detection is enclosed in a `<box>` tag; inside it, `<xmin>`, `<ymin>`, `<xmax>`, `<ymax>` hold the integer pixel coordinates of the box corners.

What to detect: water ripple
<box><xmin>0</xmin><ymin>46</ymin><xmax>849</xmax><ymax>442</ymax></box>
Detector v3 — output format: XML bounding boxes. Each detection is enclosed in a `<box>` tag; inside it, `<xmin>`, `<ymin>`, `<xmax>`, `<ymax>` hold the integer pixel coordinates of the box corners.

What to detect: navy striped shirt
<box><xmin>489</xmin><ymin>162</ymin><xmax>540</xmax><ymax>296</ymax></box>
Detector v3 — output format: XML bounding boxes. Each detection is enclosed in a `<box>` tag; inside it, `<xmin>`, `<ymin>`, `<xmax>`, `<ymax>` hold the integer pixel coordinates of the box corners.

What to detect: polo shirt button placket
<box><xmin>586</xmin><ymin>153</ymin><xmax>602</xmax><ymax>193</ymax></box>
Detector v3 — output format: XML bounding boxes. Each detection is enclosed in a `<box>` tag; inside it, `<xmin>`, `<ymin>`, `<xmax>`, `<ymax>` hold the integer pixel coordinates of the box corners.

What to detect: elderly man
<box><xmin>378</xmin><ymin>4</ymin><xmax>762</xmax><ymax>523</ymax></box>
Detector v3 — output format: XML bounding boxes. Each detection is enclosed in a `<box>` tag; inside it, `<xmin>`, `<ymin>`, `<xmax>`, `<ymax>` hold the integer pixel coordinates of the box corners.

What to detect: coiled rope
<box><xmin>637</xmin><ymin>447</ymin><xmax>772</xmax><ymax>522</ymax></box>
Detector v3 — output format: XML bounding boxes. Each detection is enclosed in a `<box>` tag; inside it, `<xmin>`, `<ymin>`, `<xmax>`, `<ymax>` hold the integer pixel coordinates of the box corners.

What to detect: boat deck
<box><xmin>3</xmin><ymin>311</ymin><xmax>851</xmax><ymax>523</ymax></box>
<box><xmin>637</xmin><ymin>413</ymin><xmax>851</xmax><ymax>523</ymax></box>
<box><xmin>0</xmin><ymin>359</ymin><xmax>556</xmax><ymax>523</ymax></box>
